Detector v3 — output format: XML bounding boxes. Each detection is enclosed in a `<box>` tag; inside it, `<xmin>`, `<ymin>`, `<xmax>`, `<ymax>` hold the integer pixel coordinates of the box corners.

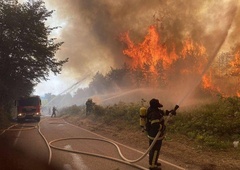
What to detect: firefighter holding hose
<box><xmin>146</xmin><ymin>99</ymin><xmax>165</xmax><ymax>170</ymax></box>
<box><xmin>145</xmin><ymin>98</ymin><xmax>178</xmax><ymax>170</ymax></box>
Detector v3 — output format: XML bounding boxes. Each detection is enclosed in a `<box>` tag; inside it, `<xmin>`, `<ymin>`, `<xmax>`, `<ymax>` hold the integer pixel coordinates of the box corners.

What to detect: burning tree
<box><xmin>120</xmin><ymin>25</ymin><xmax>240</xmax><ymax>98</ymax></box>
<box><xmin>229</xmin><ymin>47</ymin><xmax>240</xmax><ymax>96</ymax></box>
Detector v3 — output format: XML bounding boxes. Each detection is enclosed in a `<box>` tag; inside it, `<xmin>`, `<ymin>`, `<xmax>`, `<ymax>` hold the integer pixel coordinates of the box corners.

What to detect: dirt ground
<box><xmin>62</xmin><ymin>114</ymin><xmax>240</xmax><ymax>170</ymax></box>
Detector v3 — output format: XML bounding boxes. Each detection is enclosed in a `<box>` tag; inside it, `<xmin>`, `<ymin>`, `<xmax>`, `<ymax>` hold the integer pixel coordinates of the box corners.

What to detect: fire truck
<box><xmin>16</xmin><ymin>95</ymin><xmax>42</xmax><ymax>122</ymax></box>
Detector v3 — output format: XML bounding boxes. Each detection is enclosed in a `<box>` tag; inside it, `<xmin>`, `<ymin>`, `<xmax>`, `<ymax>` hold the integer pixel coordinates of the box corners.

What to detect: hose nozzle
<box><xmin>168</xmin><ymin>105</ymin><xmax>179</xmax><ymax>116</ymax></box>
<box><xmin>174</xmin><ymin>105</ymin><xmax>179</xmax><ymax>111</ymax></box>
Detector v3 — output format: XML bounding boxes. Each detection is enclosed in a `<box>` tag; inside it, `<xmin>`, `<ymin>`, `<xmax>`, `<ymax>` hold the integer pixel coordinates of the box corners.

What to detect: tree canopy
<box><xmin>0</xmin><ymin>0</ymin><xmax>68</xmax><ymax>115</ymax></box>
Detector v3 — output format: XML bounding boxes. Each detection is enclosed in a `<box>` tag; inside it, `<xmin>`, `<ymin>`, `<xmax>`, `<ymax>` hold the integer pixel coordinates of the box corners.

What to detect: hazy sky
<box><xmin>34</xmin><ymin>0</ymin><xmax>165</xmax><ymax>96</ymax></box>
<box><xmin>16</xmin><ymin>0</ymin><xmax>240</xmax><ymax>97</ymax></box>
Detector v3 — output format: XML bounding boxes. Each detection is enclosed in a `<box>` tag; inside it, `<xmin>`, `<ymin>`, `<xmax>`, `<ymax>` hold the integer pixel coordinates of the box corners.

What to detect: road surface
<box><xmin>0</xmin><ymin>116</ymin><xmax>186</xmax><ymax>170</ymax></box>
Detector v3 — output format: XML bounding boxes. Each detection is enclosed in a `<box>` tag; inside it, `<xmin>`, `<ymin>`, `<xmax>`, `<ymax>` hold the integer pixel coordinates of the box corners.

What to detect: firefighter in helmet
<box><xmin>146</xmin><ymin>98</ymin><xmax>165</xmax><ymax>170</ymax></box>
<box><xmin>86</xmin><ymin>98</ymin><xmax>94</xmax><ymax>115</ymax></box>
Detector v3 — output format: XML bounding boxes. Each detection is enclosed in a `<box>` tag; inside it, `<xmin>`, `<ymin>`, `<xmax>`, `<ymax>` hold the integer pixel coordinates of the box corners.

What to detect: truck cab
<box><xmin>16</xmin><ymin>96</ymin><xmax>41</xmax><ymax>122</ymax></box>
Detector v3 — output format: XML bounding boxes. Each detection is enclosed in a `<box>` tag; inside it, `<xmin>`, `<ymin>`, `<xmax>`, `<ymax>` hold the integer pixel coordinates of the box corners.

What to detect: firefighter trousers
<box><xmin>149</xmin><ymin>139</ymin><xmax>162</xmax><ymax>167</ymax></box>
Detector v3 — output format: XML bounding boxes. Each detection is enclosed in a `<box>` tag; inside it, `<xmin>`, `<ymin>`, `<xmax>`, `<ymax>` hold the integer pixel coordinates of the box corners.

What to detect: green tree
<box><xmin>0</xmin><ymin>0</ymin><xmax>68</xmax><ymax>118</ymax></box>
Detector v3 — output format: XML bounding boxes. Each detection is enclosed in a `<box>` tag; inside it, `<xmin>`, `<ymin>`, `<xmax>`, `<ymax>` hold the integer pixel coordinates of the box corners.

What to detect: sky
<box><xmin>17</xmin><ymin>0</ymin><xmax>240</xmax><ymax>97</ymax></box>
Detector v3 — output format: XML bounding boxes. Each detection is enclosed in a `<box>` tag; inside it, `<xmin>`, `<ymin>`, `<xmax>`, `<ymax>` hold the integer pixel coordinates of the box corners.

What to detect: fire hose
<box><xmin>38</xmin><ymin>119</ymin><xmax>149</xmax><ymax>170</ymax></box>
<box><xmin>0</xmin><ymin>124</ymin><xmax>37</xmax><ymax>136</ymax></box>
<box><xmin>48</xmin><ymin>129</ymin><xmax>160</xmax><ymax>163</ymax></box>
<box><xmin>43</xmin><ymin>105</ymin><xmax>181</xmax><ymax>168</ymax></box>
<box><xmin>1</xmin><ymin>105</ymin><xmax>183</xmax><ymax>170</ymax></box>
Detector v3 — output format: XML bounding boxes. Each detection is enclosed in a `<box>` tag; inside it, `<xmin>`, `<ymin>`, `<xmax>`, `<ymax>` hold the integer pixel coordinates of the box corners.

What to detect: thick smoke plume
<box><xmin>40</xmin><ymin>0</ymin><xmax>240</xmax><ymax>106</ymax></box>
<box><xmin>46</xmin><ymin>0</ymin><xmax>239</xmax><ymax>79</ymax></box>
<box><xmin>47</xmin><ymin>0</ymin><xmax>161</xmax><ymax>79</ymax></box>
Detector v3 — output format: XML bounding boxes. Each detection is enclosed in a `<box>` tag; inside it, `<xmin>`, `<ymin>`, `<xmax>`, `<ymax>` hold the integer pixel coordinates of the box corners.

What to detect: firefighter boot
<box><xmin>149</xmin><ymin>164</ymin><xmax>161</xmax><ymax>170</ymax></box>
<box><xmin>149</xmin><ymin>167</ymin><xmax>161</xmax><ymax>170</ymax></box>
<box><xmin>156</xmin><ymin>162</ymin><xmax>161</xmax><ymax>168</ymax></box>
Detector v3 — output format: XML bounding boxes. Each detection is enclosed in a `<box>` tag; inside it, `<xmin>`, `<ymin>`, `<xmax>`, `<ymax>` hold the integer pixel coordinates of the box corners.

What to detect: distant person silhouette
<box><xmin>51</xmin><ymin>106</ymin><xmax>57</xmax><ymax>118</ymax></box>
<box><xmin>86</xmin><ymin>98</ymin><xmax>94</xmax><ymax>115</ymax></box>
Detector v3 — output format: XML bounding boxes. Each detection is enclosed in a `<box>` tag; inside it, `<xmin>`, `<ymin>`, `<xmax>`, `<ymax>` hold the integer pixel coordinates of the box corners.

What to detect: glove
<box><xmin>166</xmin><ymin>110</ymin><xmax>173</xmax><ymax>115</ymax></box>
<box><xmin>171</xmin><ymin>110</ymin><xmax>177</xmax><ymax>116</ymax></box>
<box><xmin>167</xmin><ymin>105</ymin><xmax>179</xmax><ymax>116</ymax></box>
<box><xmin>166</xmin><ymin>109</ymin><xmax>177</xmax><ymax>116</ymax></box>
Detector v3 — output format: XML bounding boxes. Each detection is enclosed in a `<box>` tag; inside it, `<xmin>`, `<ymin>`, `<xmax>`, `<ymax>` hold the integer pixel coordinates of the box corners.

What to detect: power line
<box><xmin>43</xmin><ymin>74</ymin><xmax>90</xmax><ymax>107</ymax></box>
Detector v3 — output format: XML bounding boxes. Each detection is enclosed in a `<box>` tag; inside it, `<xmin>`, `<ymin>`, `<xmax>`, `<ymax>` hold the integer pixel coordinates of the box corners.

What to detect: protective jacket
<box><xmin>146</xmin><ymin>107</ymin><xmax>165</xmax><ymax>140</ymax></box>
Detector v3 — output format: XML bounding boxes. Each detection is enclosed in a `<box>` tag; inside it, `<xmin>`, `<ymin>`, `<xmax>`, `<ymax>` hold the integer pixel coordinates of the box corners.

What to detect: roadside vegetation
<box><xmin>168</xmin><ymin>96</ymin><xmax>240</xmax><ymax>150</ymax></box>
<box><xmin>60</xmin><ymin>96</ymin><xmax>240</xmax><ymax>151</ymax></box>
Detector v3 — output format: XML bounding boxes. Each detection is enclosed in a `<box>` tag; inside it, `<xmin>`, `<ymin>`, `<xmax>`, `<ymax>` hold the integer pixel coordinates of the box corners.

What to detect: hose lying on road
<box><xmin>0</xmin><ymin>124</ymin><xmax>36</xmax><ymax>135</ymax></box>
<box><xmin>49</xmin><ymin>137</ymin><xmax>149</xmax><ymax>170</ymax></box>
<box><xmin>44</xmin><ymin>114</ymin><xmax>187</xmax><ymax>170</ymax></box>
<box><xmin>0</xmin><ymin>120</ymin><xmax>150</xmax><ymax>169</ymax></box>
<box><xmin>37</xmin><ymin>119</ymin><xmax>53</xmax><ymax>166</ymax></box>
<box><xmin>39</xmin><ymin>116</ymin><xmax>186</xmax><ymax>170</ymax></box>
<box><xmin>48</xmin><ymin>131</ymin><xmax>161</xmax><ymax>164</ymax></box>
<box><xmin>1</xmin><ymin>117</ymin><xmax>185</xmax><ymax>170</ymax></box>
<box><xmin>38</xmin><ymin>118</ymin><xmax>149</xmax><ymax>170</ymax></box>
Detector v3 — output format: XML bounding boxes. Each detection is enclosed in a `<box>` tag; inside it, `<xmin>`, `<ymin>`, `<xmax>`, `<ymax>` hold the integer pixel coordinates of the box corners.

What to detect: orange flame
<box><xmin>120</xmin><ymin>25</ymin><xmax>178</xmax><ymax>74</ymax></box>
<box><xmin>120</xmin><ymin>25</ymin><xmax>239</xmax><ymax>97</ymax></box>
<box><xmin>202</xmin><ymin>75</ymin><xmax>212</xmax><ymax>89</ymax></box>
<box><xmin>181</xmin><ymin>37</ymin><xmax>206</xmax><ymax>59</ymax></box>
<box><xmin>229</xmin><ymin>51</ymin><xmax>240</xmax><ymax>97</ymax></box>
<box><xmin>230</xmin><ymin>52</ymin><xmax>240</xmax><ymax>76</ymax></box>
<box><xmin>237</xmin><ymin>91</ymin><xmax>240</xmax><ymax>97</ymax></box>
<box><xmin>201</xmin><ymin>74</ymin><xmax>221</xmax><ymax>93</ymax></box>
<box><xmin>180</xmin><ymin>37</ymin><xmax>207</xmax><ymax>75</ymax></box>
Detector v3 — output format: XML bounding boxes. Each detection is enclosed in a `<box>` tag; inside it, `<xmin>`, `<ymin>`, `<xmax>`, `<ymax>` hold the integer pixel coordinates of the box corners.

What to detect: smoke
<box><xmin>45</xmin><ymin>0</ymin><xmax>239</xmax><ymax>75</ymax></box>
<box><xmin>176</xmin><ymin>1</ymin><xmax>238</xmax><ymax>105</ymax></box>
<box><xmin>46</xmin><ymin>0</ymin><xmax>162</xmax><ymax>80</ymax></box>
<box><xmin>37</xmin><ymin>0</ymin><xmax>240</xmax><ymax>102</ymax></box>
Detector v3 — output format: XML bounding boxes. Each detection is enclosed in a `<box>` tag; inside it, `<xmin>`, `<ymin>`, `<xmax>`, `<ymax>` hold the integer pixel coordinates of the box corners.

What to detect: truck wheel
<box><xmin>35</xmin><ymin>117</ymin><xmax>40</xmax><ymax>122</ymax></box>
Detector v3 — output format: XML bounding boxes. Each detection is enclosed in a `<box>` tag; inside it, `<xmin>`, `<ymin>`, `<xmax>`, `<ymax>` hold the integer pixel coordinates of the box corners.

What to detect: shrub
<box><xmin>62</xmin><ymin>96</ymin><xmax>240</xmax><ymax>150</ymax></box>
<box><xmin>168</xmin><ymin>96</ymin><xmax>240</xmax><ymax>149</ymax></box>
<box><xmin>60</xmin><ymin>105</ymin><xmax>83</xmax><ymax>115</ymax></box>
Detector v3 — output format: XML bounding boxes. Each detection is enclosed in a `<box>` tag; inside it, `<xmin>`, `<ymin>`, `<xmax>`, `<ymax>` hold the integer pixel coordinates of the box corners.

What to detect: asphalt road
<box><xmin>0</xmin><ymin>116</ymin><xmax>185</xmax><ymax>170</ymax></box>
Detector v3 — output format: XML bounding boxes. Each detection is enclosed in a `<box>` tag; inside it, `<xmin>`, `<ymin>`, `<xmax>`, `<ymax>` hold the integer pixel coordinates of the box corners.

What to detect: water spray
<box><xmin>177</xmin><ymin>3</ymin><xmax>237</xmax><ymax>106</ymax></box>
<box><xmin>142</xmin><ymin>5</ymin><xmax>238</xmax><ymax>167</ymax></box>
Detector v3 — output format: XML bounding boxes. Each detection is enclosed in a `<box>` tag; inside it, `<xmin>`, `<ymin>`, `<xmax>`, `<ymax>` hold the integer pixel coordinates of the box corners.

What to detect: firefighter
<box><xmin>86</xmin><ymin>98</ymin><xmax>94</xmax><ymax>115</ymax></box>
<box><xmin>146</xmin><ymin>98</ymin><xmax>165</xmax><ymax>170</ymax></box>
<box><xmin>51</xmin><ymin>106</ymin><xmax>57</xmax><ymax>118</ymax></box>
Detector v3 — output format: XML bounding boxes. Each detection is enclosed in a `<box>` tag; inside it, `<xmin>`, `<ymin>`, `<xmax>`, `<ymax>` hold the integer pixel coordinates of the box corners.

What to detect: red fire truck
<box><xmin>16</xmin><ymin>95</ymin><xmax>41</xmax><ymax>122</ymax></box>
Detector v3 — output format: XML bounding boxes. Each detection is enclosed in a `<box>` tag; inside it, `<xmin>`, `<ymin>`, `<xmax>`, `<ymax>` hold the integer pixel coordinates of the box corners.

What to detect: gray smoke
<box><xmin>35</xmin><ymin>0</ymin><xmax>240</xmax><ymax>99</ymax></box>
